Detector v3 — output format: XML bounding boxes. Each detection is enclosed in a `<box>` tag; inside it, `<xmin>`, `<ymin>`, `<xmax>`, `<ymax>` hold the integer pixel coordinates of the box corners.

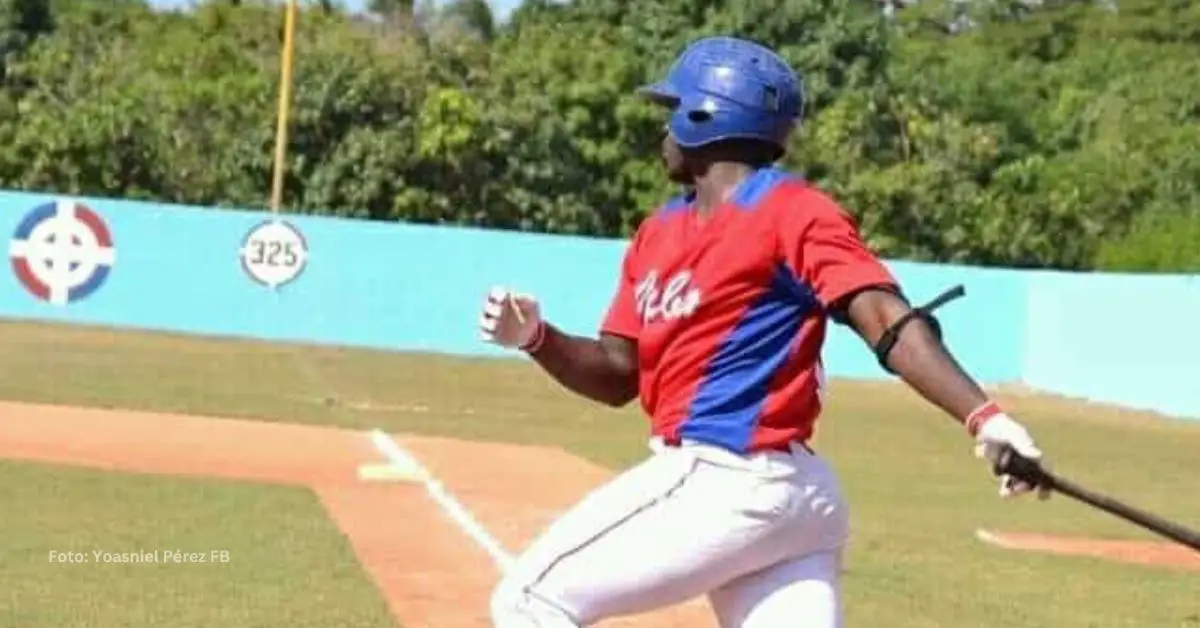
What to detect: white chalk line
<box><xmin>368</xmin><ymin>428</ymin><xmax>516</xmax><ymax>574</ymax></box>
<box><xmin>974</xmin><ymin>528</ymin><xmax>1018</xmax><ymax>549</ymax></box>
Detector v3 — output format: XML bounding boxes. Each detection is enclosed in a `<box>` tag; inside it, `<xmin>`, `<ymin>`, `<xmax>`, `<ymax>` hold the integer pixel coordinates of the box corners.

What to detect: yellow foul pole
<box><xmin>269</xmin><ymin>0</ymin><xmax>299</xmax><ymax>214</ymax></box>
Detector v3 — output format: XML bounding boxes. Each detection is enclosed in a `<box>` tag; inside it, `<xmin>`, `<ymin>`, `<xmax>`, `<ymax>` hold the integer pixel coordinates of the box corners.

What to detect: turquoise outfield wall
<box><xmin>0</xmin><ymin>190</ymin><xmax>1195</xmax><ymax>419</ymax></box>
<box><xmin>1022</xmin><ymin>271</ymin><xmax>1199</xmax><ymax>419</ymax></box>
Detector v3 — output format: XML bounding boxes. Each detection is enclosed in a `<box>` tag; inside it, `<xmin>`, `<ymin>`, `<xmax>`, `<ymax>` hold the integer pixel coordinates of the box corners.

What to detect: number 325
<box><xmin>247</xmin><ymin>239</ymin><xmax>299</xmax><ymax>267</ymax></box>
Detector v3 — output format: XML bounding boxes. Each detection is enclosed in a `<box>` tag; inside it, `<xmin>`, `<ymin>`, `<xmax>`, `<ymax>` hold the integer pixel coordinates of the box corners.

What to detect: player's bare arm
<box><xmin>787</xmin><ymin>195</ymin><xmax>1047</xmax><ymax>497</ymax></box>
<box><xmin>526</xmin><ymin>326</ymin><xmax>638</xmax><ymax>407</ymax></box>
<box><xmin>477</xmin><ymin>287</ymin><xmax>638</xmax><ymax>407</ymax></box>
<box><xmin>836</xmin><ymin>284</ymin><xmax>1048</xmax><ymax>497</ymax></box>
<box><xmin>837</xmin><ymin>287</ymin><xmax>989</xmax><ymax>424</ymax></box>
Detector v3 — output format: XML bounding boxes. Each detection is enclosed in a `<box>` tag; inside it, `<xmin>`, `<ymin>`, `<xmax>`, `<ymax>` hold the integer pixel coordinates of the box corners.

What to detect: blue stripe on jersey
<box><xmin>730</xmin><ymin>166</ymin><xmax>801</xmax><ymax>209</ymax></box>
<box><xmin>658</xmin><ymin>192</ymin><xmax>693</xmax><ymax>216</ymax></box>
<box><xmin>657</xmin><ymin>166</ymin><xmax>800</xmax><ymax>218</ymax></box>
<box><xmin>680</xmin><ymin>263</ymin><xmax>819</xmax><ymax>453</ymax></box>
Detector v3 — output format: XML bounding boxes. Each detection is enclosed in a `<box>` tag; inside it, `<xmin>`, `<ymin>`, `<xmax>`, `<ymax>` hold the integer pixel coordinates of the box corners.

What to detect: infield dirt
<box><xmin>0</xmin><ymin>400</ymin><xmax>711</xmax><ymax>627</ymax></box>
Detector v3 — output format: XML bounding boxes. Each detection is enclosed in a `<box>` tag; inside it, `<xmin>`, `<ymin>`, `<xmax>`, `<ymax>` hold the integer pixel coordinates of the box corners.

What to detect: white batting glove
<box><xmin>478</xmin><ymin>286</ymin><xmax>545</xmax><ymax>352</ymax></box>
<box><xmin>967</xmin><ymin>403</ymin><xmax>1050</xmax><ymax>500</ymax></box>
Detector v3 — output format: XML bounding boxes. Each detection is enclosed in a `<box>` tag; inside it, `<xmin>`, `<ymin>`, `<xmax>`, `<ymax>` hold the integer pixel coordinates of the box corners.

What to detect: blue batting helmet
<box><xmin>637</xmin><ymin>36</ymin><xmax>804</xmax><ymax>151</ymax></box>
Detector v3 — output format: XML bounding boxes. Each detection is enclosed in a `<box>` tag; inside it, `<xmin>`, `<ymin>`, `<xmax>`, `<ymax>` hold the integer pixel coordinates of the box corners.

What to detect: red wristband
<box><xmin>965</xmin><ymin>401</ymin><xmax>1003</xmax><ymax>437</ymax></box>
<box><xmin>520</xmin><ymin>320</ymin><xmax>547</xmax><ymax>354</ymax></box>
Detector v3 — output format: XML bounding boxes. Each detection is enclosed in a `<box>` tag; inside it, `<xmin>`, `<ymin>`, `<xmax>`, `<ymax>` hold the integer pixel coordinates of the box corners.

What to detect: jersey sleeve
<box><xmin>598</xmin><ymin>230</ymin><xmax>644</xmax><ymax>340</ymax></box>
<box><xmin>782</xmin><ymin>190</ymin><xmax>898</xmax><ymax>308</ymax></box>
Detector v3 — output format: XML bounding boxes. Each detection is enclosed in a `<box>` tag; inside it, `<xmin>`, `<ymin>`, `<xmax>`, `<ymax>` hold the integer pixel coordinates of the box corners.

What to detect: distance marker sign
<box><xmin>239</xmin><ymin>219</ymin><xmax>308</xmax><ymax>289</ymax></box>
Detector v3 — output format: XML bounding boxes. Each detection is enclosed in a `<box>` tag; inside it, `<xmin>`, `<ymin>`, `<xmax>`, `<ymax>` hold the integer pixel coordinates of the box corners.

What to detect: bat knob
<box><xmin>993</xmin><ymin>445</ymin><xmax>1053</xmax><ymax>487</ymax></box>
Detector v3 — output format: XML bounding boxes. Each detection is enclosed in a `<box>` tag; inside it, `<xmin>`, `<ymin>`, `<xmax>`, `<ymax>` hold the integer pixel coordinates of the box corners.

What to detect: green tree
<box><xmin>0</xmin><ymin>0</ymin><xmax>53</xmax><ymax>84</ymax></box>
<box><xmin>0</xmin><ymin>0</ymin><xmax>1195</xmax><ymax>272</ymax></box>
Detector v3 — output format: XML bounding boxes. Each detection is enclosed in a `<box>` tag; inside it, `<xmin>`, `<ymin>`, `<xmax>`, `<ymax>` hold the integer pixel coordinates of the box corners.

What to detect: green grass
<box><xmin>0</xmin><ymin>459</ymin><xmax>397</xmax><ymax>628</ymax></box>
<box><xmin>2</xmin><ymin>319</ymin><xmax>1199</xmax><ymax>627</ymax></box>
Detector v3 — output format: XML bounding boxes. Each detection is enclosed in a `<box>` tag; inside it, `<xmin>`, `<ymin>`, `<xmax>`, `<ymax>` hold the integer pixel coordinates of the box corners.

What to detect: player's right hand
<box><xmin>478</xmin><ymin>286</ymin><xmax>544</xmax><ymax>351</ymax></box>
<box><xmin>968</xmin><ymin>403</ymin><xmax>1049</xmax><ymax>500</ymax></box>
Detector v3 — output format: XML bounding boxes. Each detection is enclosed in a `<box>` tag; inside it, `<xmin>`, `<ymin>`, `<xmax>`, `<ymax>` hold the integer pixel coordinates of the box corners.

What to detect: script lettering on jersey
<box><xmin>634</xmin><ymin>270</ymin><xmax>702</xmax><ymax>325</ymax></box>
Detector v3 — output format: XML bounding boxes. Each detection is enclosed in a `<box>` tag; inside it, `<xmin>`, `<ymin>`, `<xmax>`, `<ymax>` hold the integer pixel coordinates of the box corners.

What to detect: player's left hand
<box><xmin>970</xmin><ymin>406</ymin><xmax>1050</xmax><ymax>500</ymax></box>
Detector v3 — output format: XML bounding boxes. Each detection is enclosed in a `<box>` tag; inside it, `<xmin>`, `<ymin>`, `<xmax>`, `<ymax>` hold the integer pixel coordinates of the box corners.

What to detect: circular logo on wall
<box><xmin>239</xmin><ymin>218</ymin><xmax>308</xmax><ymax>288</ymax></box>
<box><xmin>8</xmin><ymin>200</ymin><xmax>116</xmax><ymax>305</ymax></box>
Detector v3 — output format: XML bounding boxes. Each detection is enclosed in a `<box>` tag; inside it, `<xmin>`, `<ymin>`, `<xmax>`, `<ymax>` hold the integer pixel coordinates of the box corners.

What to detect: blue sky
<box><xmin>146</xmin><ymin>0</ymin><xmax>523</xmax><ymax>22</ymax></box>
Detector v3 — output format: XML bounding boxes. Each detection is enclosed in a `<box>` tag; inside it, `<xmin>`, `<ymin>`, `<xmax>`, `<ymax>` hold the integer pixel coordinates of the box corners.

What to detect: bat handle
<box><xmin>994</xmin><ymin>446</ymin><xmax>1200</xmax><ymax>554</ymax></box>
<box><xmin>993</xmin><ymin>445</ymin><xmax>1056</xmax><ymax>490</ymax></box>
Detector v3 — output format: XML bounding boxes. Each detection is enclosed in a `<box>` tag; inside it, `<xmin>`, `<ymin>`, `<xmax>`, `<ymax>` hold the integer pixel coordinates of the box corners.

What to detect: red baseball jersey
<box><xmin>600</xmin><ymin>166</ymin><xmax>898</xmax><ymax>454</ymax></box>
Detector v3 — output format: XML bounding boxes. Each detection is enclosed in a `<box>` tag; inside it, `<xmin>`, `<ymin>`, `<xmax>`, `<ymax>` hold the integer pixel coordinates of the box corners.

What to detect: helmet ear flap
<box><xmin>762</xmin><ymin>85</ymin><xmax>781</xmax><ymax>112</ymax></box>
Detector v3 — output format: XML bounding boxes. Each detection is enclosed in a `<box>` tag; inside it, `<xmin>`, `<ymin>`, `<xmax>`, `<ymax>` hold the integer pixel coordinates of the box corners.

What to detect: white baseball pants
<box><xmin>490</xmin><ymin>438</ymin><xmax>850</xmax><ymax>627</ymax></box>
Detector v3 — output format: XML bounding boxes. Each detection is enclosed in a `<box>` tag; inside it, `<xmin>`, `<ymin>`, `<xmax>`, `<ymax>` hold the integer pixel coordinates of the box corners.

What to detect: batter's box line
<box><xmin>367</xmin><ymin>428</ymin><xmax>516</xmax><ymax>574</ymax></box>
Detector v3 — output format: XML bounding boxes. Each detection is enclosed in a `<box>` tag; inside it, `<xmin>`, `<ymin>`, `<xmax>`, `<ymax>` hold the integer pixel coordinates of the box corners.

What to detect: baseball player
<box><xmin>478</xmin><ymin>36</ymin><xmax>1046</xmax><ymax>628</ymax></box>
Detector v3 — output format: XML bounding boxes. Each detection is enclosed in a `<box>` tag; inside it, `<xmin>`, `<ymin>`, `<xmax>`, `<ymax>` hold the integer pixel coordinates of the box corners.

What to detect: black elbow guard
<box><xmin>873</xmin><ymin>284</ymin><xmax>966</xmax><ymax>375</ymax></box>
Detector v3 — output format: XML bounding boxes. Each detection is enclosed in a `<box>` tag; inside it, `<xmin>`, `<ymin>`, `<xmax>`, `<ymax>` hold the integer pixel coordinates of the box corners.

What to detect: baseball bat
<box><xmin>994</xmin><ymin>445</ymin><xmax>1200</xmax><ymax>554</ymax></box>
